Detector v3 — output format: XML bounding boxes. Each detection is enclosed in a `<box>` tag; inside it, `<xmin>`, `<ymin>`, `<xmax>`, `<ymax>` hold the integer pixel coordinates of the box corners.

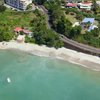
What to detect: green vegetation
<box><xmin>0</xmin><ymin>8</ymin><xmax>63</xmax><ymax>48</ymax></box>
<box><xmin>66</xmin><ymin>14</ymin><xmax>78</xmax><ymax>23</ymax></box>
<box><xmin>44</xmin><ymin>1</ymin><xmax>81</xmax><ymax>38</ymax></box>
<box><xmin>25</xmin><ymin>35</ymin><xmax>35</xmax><ymax>43</ymax></box>
<box><xmin>92</xmin><ymin>0</ymin><xmax>98</xmax><ymax>14</ymax></box>
<box><xmin>0</xmin><ymin>9</ymin><xmax>35</xmax><ymax>42</ymax></box>
<box><xmin>76</xmin><ymin>28</ymin><xmax>100</xmax><ymax>48</ymax></box>
<box><xmin>64</xmin><ymin>4</ymin><xmax>100</xmax><ymax>48</ymax></box>
<box><xmin>30</xmin><ymin>9</ymin><xmax>64</xmax><ymax>48</ymax></box>
<box><xmin>26</xmin><ymin>4</ymin><xmax>32</xmax><ymax>10</ymax></box>
<box><xmin>0</xmin><ymin>0</ymin><xmax>99</xmax><ymax>48</ymax></box>
<box><xmin>66</xmin><ymin>8</ymin><xmax>100</xmax><ymax>47</ymax></box>
<box><xmin>0</xmin><ymin>9</ymin><xmax>35</xmax><ymax>33</ymax></box>
<box><xmin>44</xmin><ymin>0</ymin><xmax>100</xmax><ymax>48</ymax></box>
<box><xmin>0</xmin><ymin>5</ymin><xmax>6</xmax><ymax>12</ymax></box>
<box><xmin>65</xmin><ymin>8</ymin><xmax>94</xmax><ymax>20</ymax></box>
<box><xmin>0</xmin><ymin>29</ymin><xmax>14</xmax><ymax>42</ymax></box>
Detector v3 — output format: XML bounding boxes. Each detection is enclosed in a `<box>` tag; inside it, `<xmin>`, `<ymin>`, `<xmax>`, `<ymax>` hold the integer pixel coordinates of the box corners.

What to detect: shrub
<box><xmin>0</xmin><ymin>5</ymin><xmax>6</xmax><ymax>12</ymax></box>
<box><xmin>25</xmin><ymin>35</ymin><xmax>35</xmax><ymax>43</ymax></box>
<box><xmin>76</xmin><ymin>14</ymin><xmax>83</xmax><ymax>21</ymax></box>
<box><xmin>3</xmin><ymin>32</ymin><xmax>14</xmax><ymax>41</ymax></box>
<box><xmin>20</xmin><ymin>31</ymin><xmax>24</xmax><ymax>35</ymax></box>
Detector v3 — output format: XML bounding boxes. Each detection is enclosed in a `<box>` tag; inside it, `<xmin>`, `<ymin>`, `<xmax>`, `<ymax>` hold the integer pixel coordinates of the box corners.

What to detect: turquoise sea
<box><xmin>0</xmin><ymin>50</ymin><xmax>100</xmax><ymax>100</ymax></box>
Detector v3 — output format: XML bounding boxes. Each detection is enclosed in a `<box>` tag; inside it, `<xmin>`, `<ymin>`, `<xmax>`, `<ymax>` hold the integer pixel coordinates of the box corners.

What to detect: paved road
<box><xmin>60</xmin><ymin>34</ymin><xmax>100</xmax><ymax>55</ymax></box>
<box><xmin>38</xmin><ymin>5</ymin><xmax>100</xmax><ymax>56</ymax></box>
<box><xmin>37</xmin><ymin>5</ymin><xmax>51</xmax><ymax>29</ymax></box>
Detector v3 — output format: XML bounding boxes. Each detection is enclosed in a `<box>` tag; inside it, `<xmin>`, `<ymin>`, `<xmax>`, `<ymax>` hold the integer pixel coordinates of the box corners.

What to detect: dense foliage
<box><xmin>0</xmin><ymin>0</ymin><xmax>100</xmax><ymax>48</ymax></box>
<box><xmin>44</xmin><ymin>0</ymin><xmax>100</xmax><ymax>48</ymax></box>
<box><xmin>0</xmin><ymin>8</ymin><xmax>63</xmax><ymax>48</ymax></box>
<box><xmin>76</xmin><ymin>28</ymin><xmax>100</xmax><ymax>48</ymax></box>
<box><xmin>30</xmin><ymin>9</ymin><xmax>64</xmax><ymax>48</ymax></box>
<box><xmin>0</xmin><ymin>5</ymin><xmax>6</xmax><ymax>12</ymax></box>
<box><xmin>44</xmin><ymin>1</ymin><xmax>81</xmax><ymax>39</ymax></box>
<box><xmin>0</xmin><ymin>10</ymin><xmax>35</xmax><ymax>42</ymax></box>
<box><xmin>25</xmin><ymin>35</ymin><xmax>35</xmax><ymax>43</ymax></box>
<box><xmin>0</xmin><ymin>29</ymin><xmax>14</xmax><ymax>42</ymax></box>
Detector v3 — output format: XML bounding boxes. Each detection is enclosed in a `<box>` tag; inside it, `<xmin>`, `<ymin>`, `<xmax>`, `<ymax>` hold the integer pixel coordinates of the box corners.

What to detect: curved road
<box><xmin>60</xmin><ymin>34</ymin><xmax>100</xmax><ymax>56</ymax></box>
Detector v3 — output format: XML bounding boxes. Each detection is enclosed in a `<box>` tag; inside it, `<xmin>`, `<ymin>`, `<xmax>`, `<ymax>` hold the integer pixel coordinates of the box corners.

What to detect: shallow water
<box><xmin>0</xmin><ymin>50</ymin><xmax>100</xmax><ymax>100</ymax></box>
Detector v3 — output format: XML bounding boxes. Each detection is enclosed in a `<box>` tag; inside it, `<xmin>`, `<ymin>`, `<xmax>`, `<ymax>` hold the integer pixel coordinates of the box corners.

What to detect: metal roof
<box><xmin>82</xmin><ymin>18</ymin><xmax>95</xmax><ymax>23</ymax></box>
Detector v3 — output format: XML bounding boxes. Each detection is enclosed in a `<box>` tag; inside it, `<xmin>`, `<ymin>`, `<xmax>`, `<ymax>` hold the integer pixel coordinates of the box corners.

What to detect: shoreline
<box><xmin>0</xmin><ymin>41</ymin><xmax>100</xmax><ymax>71</ymax></box>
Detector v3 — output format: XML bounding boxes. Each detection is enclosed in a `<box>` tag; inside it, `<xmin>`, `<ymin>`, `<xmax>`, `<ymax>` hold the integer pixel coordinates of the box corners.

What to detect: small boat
<box><xmin>7</xmin><ymin>77</ymin><xmax>11</xmax><ymax>83</ymax></box>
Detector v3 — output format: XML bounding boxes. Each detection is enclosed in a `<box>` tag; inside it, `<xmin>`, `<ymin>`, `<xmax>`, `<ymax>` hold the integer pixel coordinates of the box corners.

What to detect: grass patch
<box><xmin>0</xmin><ymin>9</ymin><xmax>36</xmax><ymax>33</ymax></box>
<box><xmin>66</xmin><ymin>14</ymin><xmax>78</xmax><ymax>24</ymax></box>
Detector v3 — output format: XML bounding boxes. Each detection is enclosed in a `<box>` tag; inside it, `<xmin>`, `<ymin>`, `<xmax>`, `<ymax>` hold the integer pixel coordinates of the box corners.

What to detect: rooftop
<box><xmin>66</xmin><ymin>3</ymin><xmax>77</xmax><ymax>7</ymax></box>
<box><xmin>82</xmin><ymin>18</ymin><xmax>95</xmax><ymax>23</ymax></box>
<box><xmin>14</xmin><ymin>27</ymin><xmax>23</xmax><ymax>32</ymax></box>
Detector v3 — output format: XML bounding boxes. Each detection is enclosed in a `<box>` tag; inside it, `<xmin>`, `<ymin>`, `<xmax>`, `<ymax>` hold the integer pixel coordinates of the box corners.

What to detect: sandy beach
<box><xmin>0</xmin><ymin>41</ymin><xmax>100</xmax><ymax>71</ymax></box>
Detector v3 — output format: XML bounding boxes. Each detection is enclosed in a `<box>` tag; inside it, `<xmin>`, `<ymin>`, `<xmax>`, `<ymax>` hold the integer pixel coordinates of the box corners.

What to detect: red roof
<box><xmin>81</xmin><ymin>2</ymin><xmax>92</xmax><ymax>5</ymax></box>
<box><xmin>14</xmin><ymin>27</ymin><xmax>32</xmax><ymax>34</ymax></box>
<box><xmin>82</xmin><ymin>2</ymin><xmax>91</xmax><ymax>4</ymax></box>
<box><xmin>66</xmin><ymin>3</ymin><xmax>77</xmax><ymax>7</ymax></box>
<box><xmin>14</xmin><ymin>27</ymin><xmax>23</xmax><ymax>32</ymax></box>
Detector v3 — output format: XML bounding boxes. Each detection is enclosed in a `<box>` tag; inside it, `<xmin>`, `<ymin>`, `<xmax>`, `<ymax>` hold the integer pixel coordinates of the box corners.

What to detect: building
<box><xmin>14</xmin><ymin>27</ymin><xmax>23</xmax><ymax>33</ymax></box>
<box><xmin>96</xmin><ymin>1</ymin><xmax>100</xmax><ymax>6</ymax></box>
<box><xmin>81</xmin><ymin>18</ymin><xmax>96</xmax><ymax>31</ymax></box>
<box><xmin>14</xmin><ymin>27</ymin><xmax>33</xmax><ymax>37</ymax></box>
<box><xmin>78</xmin><ymin>2</ymin><xmax>92</xmax><ymax>10</ymax></box>
<box><xmin>66</xmin><ymin>3</ymin><xmax>77</xmax><ymax>8</ymax></box>
<box><xmin>4</xmin><ymin>0</ymin><xmax>32</xmax><ymax>10</ymax></box>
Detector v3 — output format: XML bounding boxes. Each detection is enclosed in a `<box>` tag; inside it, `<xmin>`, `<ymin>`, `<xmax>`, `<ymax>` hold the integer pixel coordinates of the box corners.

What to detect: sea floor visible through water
<box><xmin>0</xmin><ymin>50</ymin><xmax>100</xmax><ymax>100</ymax></box>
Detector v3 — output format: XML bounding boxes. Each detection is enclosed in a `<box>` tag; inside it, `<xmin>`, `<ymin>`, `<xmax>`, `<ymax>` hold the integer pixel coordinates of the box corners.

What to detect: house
<box><xmin>14</xmin><ymin>27</ymin><xmax>33</xmax><ymax>37</ymax></box>
<box><xmin>23</xmin><ymin>29</ymin><xmax>33</xmax><ymax>37</ymax></box>
<box><xmin>14</xmin><ymin>27</ymin><xmax>23</xmax><ymax>33</ymax></box>
<box><xmin>96</xmin><ymin>1</ymin><xmax>100</xmax><ymax>6</ymax></box>
<box><xmin>66</xmin><ymin>3</ymin><xmax>77</xmax><ymax>8</ymax></box>
<box><xmin>88</xmin><ymin>25</ymin><xmax>98</xmax><ymax>32</ymax></box>
<box><xmin>81</xmin><ymin>18</ymin><xmax>96</xmax><ymax>31</ymax></box>
<box><xmin>81</xmin><ymin>18</ymin><xmax>94</xmax><ymax>25</ymax></box>
<box><xmin>78</xmin><ymin>2</ymin><xmax>92</xmax><ymax>10</ymax></box>
<box><xmin>4</xmin><ymin>0</ymin><xmax>32</xmax><ymax>10</ymax></box>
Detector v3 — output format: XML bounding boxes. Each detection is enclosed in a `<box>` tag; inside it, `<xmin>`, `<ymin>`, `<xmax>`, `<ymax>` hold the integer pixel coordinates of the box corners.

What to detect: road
<box><xmin>37</xmin><ymin>5</ymin><xmax>51</xmax><ymax>29</ymax></box>
<box><xmin>38</xmin><ymin>5</ymin><xmax>100</xmax><ymax>56</ymax></box>
<box><xmin>60</xmin><ymin>34</ymin><xmax>100</xmax><ymax>55</ymax></box>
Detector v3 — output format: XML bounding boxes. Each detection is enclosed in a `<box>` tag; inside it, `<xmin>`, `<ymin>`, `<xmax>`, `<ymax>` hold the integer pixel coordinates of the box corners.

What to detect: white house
<box><xmin>5</xmin><ymin>0</ymin><xmax>32</xmax><ymax>10</ymax></box>
<box><xmin>78</xmin><ymin>2</ymin><xmax>92</xmax><ymax>10</ymax></box>
<box><xmin>96</xmin><ymin>1</ymin><xmax>100</xmax><ymax>6</ymax></box>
